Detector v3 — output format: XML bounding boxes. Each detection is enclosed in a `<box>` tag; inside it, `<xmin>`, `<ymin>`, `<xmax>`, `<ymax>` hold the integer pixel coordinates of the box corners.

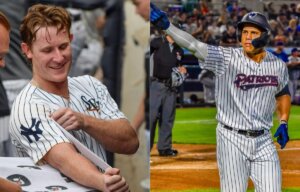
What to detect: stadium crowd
<box><xmin>152</xmin><ymin>1</ymin><xmax>300</xmax><ymax>47</ymax></box>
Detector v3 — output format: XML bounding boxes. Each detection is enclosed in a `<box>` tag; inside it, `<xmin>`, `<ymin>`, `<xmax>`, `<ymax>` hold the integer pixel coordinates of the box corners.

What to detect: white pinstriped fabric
<box><xmin>205</xmin><ymin>45</ymin><xmax>288</xmax><ymax>131</ymax></box>
<box><xmin>206</xmin><ymin>46</ymin><xmax>287</xmax><ymax>191</ymax></box>
<box><xmin>9</xmin><ymin>75</ymin><xmax>125</xmax><ymax>165</ymax></box>
<box><xmin>217</xmin><ymin>124</ymin><xmax>281</xmax><ymax>191</ymax></box>
<box><xmin>166</xmin><ymin>24</ymin><xmax>288</xmax><ymax>191</ymax></box>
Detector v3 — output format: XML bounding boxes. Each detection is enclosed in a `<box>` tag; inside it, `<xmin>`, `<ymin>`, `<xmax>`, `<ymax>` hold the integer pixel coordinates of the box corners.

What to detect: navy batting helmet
<box><xmin>237</xmin><ymin>12</ymin><xmax>271</xmax><ymax>48</ymax></box>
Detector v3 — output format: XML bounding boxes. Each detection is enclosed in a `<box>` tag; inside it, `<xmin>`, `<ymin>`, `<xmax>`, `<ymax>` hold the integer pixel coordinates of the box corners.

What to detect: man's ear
<box><xmin>69</xmin><ymin>33</ymin><xmax>73</xmax><ymax>42</ymax></box>
<box><xmin>21</xmin><ymin>42</ymin><xmax>32</xmax><ymax>59</ymax></box>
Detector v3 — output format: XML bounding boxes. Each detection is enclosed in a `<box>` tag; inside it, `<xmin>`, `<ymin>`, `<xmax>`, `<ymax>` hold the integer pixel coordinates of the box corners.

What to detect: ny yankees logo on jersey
<box><xmin>20</xmin><ymin>118</ymin><xmax>43</xmax><ymax>143</ymax></box>
<box><xmin>81</xmin><ymin>95</ymin><xmax>100</xmax><ymax>112</ymax></box>
<box><xmin>234</xmin><ymin>73</ymin><xmax>279</xmax><ymax>90</ymax></box>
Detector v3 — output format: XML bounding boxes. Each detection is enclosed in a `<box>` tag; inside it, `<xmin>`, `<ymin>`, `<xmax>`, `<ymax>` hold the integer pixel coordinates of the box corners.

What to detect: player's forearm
<box><xmin>166</xmin><ymin>23</ymin><xmax>208</xmax><ymax>61</ymax></box>
<box><xmin>83</xmin><ymin>116</ymin><xmax>139</xmax><ymax>154</ymax></box>
<box><xmin>44</xmin><ymin>143</ymin><xmax>105</xmax><ymax>191</ymax></box>
<box><xmin>276</xmin><ymin>94</ymin><xmax>291</xmax><ymax>122</ymax></box>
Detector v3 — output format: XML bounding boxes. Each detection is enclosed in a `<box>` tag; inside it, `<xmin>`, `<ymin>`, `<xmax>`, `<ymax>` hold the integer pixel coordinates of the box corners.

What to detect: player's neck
<box><xmin>244</xmin><ymin>49</ymin><xmax>266</xmax><ymax>64</ymax></box>
<box><xmin>31</xmin><ymin>78</ymin><xmax>70</xmax><ymax>100</ymax></box>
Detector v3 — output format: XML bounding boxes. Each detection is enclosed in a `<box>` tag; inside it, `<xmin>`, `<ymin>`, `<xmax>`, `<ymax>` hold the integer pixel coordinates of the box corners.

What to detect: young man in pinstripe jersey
<box><xmin>9</xmin><ymin>4</ymin><xmax>138</xmax><ymax>192</ymax></box>
<box><xmin>151</xmin><ymin>4</ymin><xmax>291</xmax><ymax>192</ymax></box>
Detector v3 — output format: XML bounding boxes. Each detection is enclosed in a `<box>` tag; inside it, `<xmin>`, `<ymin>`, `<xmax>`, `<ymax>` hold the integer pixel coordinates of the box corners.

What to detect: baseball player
<box><xmin>9</xmin><ymin>4</ymin><xmax>138</xmax><ymax>192</ymax></box>
<box><xmin>151</xmin><ymin>3</ymin><xmax>291</xmax><ymax>192</ymax></box>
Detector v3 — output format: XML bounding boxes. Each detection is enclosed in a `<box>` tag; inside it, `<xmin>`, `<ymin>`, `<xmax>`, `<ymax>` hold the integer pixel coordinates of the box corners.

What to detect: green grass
<box><xmin>154</xmin><ymin>106</ymin><xmax>300</xmax><ymax>144</ymax></box>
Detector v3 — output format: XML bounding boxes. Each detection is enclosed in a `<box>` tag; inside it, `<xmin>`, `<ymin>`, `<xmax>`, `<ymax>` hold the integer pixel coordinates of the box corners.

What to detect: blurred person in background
<box><xmin>0</xmin><ymin>10</ymin><xmax>22</xmax><ymax>192</ymax></box>
<box><xmin>0</xmin><ymin>0</ymin><xmax>32</xmax><ymax>157</ymax></box>
<box><xmin>287</xmin><ymin>48</ymin><xmax>300</xmax><ymax>104</ymax></box>
<box><xmin>271</xmin><ymin>41</ymin><xmax>289</xmax><ymax>63</ymax></box>
<box><xmin>219</xmin><ymin>23</ymin><xmax>238</xmax><ymax>47</ymax></box>
<box><xmin>284</xmin><ymin>18</ymin><xmax>300</xmax><ymax>45</ymax></box>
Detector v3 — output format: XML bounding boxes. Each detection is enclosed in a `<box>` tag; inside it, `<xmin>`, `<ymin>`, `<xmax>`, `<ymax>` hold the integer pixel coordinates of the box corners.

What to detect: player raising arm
<box><xmin>150</xmin><ymin>3</ymin><xmax>290</xmax><ymax>192</ymax></box>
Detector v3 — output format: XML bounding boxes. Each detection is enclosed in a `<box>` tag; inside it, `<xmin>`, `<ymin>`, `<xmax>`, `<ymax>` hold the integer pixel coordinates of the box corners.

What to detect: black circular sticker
<box><xmin>7</xmin><ymin>174</ymin><xmax>31</xmax><ymax>186</ymax></box>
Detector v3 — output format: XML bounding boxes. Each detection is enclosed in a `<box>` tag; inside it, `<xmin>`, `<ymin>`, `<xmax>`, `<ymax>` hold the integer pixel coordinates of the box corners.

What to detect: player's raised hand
<box><xmin>274</xmin><ymin>122</ymin><xmax>289</xmax><ymax>149</ymax></box>
<box><xmin>101</xmin><ymin>168</ymin><xmax>129</xmax><ymax>192</ymax></box>
<box><xmin>50</xmin><ymin>107</ymin><xmax>84</xmax><ymax>131</ymax></box>
<box><xmin>150</xmin><ymin>2</ymin><xmax>170</xmax><ymax>30</ymax></box>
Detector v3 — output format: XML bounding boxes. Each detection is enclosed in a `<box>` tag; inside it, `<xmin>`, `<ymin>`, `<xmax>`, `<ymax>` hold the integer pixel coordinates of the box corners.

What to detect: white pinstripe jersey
<box><xmin>9</xmin><ymin>75</ymin><xmax>125</xmax><ymax>164</ymax></box>
<box><xmin>204</xmin><ymin>45</ymin><xmax>289</xmax><ymax>131</ymax></box>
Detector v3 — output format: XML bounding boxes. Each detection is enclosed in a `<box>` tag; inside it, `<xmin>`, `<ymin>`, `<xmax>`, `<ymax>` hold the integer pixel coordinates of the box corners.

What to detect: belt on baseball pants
<box><xmin>222</xmin><ymin>124</ymin><xmax>265</xmax><ymax>137</ymax></box>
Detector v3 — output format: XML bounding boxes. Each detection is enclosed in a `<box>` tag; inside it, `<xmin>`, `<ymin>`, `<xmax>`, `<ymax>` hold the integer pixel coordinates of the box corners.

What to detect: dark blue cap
<box><xmin>291</xmin><ymin>48</ymin><xmax>299</xmax><ymax>53</ymax></box>
<box><xmin>276</xmin><ymin>41</ymin><xmax>284</xmax><ymax>46</ymax></box>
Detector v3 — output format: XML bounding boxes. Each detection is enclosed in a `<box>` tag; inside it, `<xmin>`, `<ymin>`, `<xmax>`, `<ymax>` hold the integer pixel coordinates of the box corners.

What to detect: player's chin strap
<box><xmin>252</xmin><ymin>31</ymin><xmax>270</xmax><ymax>49</ymax></box>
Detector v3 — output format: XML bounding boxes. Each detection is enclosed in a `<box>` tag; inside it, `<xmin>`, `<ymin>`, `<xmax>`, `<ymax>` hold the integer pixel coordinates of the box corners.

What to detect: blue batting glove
<box><xmin>274</xmin><ymin>122</ymin><xmax>289</xmax><ymax>149</ymax></box>
<box><xmin>150</xmin><ymin>3</ymin><xmax>170</xmax><ymax>30</ymax></box>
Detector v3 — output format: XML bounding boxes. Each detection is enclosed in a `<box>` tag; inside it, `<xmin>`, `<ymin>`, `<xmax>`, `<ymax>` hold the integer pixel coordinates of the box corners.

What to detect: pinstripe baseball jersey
<box><xmin>9</xmin><ymin>75</ymin><xmax>125</xmax><ymax>165</ymax></box>
<box><xmin>204</xmin><ymin>45</ymin><xmax>289</xmax><ymax>131</ymax></box>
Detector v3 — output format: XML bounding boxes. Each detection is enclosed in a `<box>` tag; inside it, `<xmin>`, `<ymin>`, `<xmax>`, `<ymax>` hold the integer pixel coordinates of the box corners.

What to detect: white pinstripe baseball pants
<box><xmin>216</xmin><ymin>124</ymin><xmax>281</xmax><ymax>192</ymax></box>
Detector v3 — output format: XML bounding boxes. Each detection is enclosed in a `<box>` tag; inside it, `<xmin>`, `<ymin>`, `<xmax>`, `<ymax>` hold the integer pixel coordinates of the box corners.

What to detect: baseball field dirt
<box><xmin>150</xmin><ymin>140</ymin><xmax>300</xmax><ymax>190</ymax></box>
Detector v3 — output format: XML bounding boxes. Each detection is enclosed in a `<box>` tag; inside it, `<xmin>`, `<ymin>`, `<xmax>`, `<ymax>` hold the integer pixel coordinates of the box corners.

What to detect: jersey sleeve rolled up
<box><xmin>9</xmin><ymin>86</ymin><xmax>70</xmax><ymax>164</ymax></box>
<box><xmin>87</xmin><ymin>76</ymin><xmax>126</xmax><ymax>120</ymax></box>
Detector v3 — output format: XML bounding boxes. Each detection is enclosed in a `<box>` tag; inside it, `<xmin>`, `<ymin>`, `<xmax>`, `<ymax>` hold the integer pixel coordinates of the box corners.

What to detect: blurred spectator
<box><xmin>276</xmin><ymin>12</ymin><xmax>289</xmax><ymax>30</ymax></box>
<box><xmin>274</xmin><ymin>27</ymin><xmax>289</xmax><ymax>45</ymax></box>
<box><xmin>171</xmin><ymin>10</ymin><xmax>181</xmax><ymax>25</ymax></box>
<box><xmin>296</xmin><ymin>4</ymin><xmax>300</xmax><ymax>18</ymax></box>
<box><xmin>0</xmin><ymin>0</ymin><xmax>30</xmax><ymax>157</ymax></box>
<box><xmin>271</xmin><ymin>41</ymin><xmax>289</xmax><ymax>63</ymax></box>
<box><xmin>200</xmin><ymin>1</ymin><xmax>209</xmax><ymax>15</ymax></box>
<box><xmin>182</xmin><ymin>15</ymin><xmax>197</xmax><ymax>34</ymax></box>
<box><xmin>269</xmin><ymin>19</ymin><xmax>279</xmax><ymax>46</ymax></box>
<box><xmin>279</xmin><ymin>3</ymin><xmax>291</xmax><ymax>20</ymax></box>
<box><xmin>287</xmin><ymin>48</ymin><xmax>300</xmax><ymax>104</ymax></box>
<box><xmin>220</xmin><ymin>23</ymin><xmax>238</xmax><ymax>47</ymax></box>
<box><xmin>178</xmin><ymin>12</ymin><xmax>188</xmax><ymax>27</ymax></box>
<box><xmin>191</xmin><ymin>8</ymin><xmax>201</xmax><ymax>20</ymax></box>
<box><xmin>284</xmin><ymin>18</ymin><xmax>300</xmax><ymax>45</ymax></box>
<box><xmin>264</xmin><ymin>2</ymin><xmax>276</xmax><ymax>20</ymax></box>
<box><xmin>192</xmin><ymin>17</ymin><xmax>205</xmax><ymax>39</ymax></box>
<box><xmin>289</xmin><ymin>3</ymin><xmax>298</xmax><ymax>18</ymax></box>
<box><xmin>203</xmin><ymin>30</ymin><xmax>218</xmax><ymax>45</ymax></box>
<box><xmin>237</xmin><ymin>7</ymin><xmax>248</xmax><ymax>21</ymax></box>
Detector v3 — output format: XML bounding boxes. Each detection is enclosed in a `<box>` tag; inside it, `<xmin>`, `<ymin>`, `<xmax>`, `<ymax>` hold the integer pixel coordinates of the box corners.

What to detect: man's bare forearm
<box><xmin>44</xmin><ymin>143</ymin><xmax>104</xmax><ymax>190</ymax></box>
<box><xmin>276</xmin><ymin>94</ymin><xmax>291</xmax><ymax>122</ymax></box>
<box><xmin>83</xmin><ymin>116</ymin><xmax>139</xmax><ymax>154</ymax></box>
